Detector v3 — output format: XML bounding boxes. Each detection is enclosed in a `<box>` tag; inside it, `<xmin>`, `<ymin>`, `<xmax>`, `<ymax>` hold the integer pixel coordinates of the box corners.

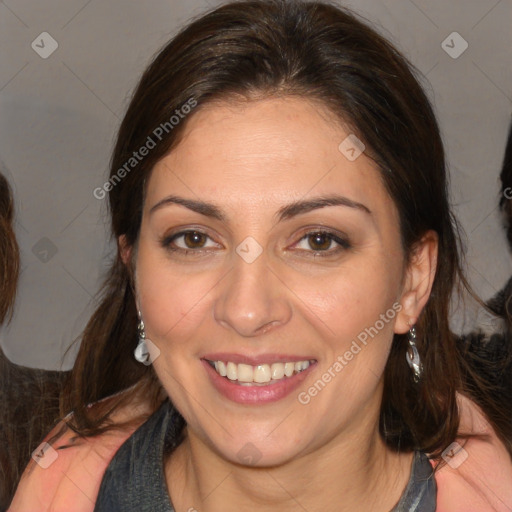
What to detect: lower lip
<box><xmin>202</xmin><ymin>360</ymin><xmax>315</xmax><ymax>404</ymax></box>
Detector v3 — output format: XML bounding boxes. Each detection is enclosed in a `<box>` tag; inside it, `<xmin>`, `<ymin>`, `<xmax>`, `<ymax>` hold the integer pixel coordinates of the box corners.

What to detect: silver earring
<box><xmin>134</xmin><ymin>312</ymin><xmax>152</xmax><ymax>365</ymax></box>
<box><xmin>406</xmin><ymin>326</ymin><xmax>423</xmax><ymax>383</ymax></box>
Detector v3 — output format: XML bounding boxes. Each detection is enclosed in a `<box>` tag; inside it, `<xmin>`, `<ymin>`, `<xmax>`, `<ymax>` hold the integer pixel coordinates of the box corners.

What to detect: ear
<box><xmin>119</xmin><ymin>235</ymin><xmax>139</xmax><ymax>308</ymax></box>
<box><xmin>394</xmin><ymin>230</ymin><xmax>438</xmax><ymax>334</ymax></box>
<box><xmin>118</xmin><ymin>234</ymin><xmax>132</xmax><ymax>266</ymax></box>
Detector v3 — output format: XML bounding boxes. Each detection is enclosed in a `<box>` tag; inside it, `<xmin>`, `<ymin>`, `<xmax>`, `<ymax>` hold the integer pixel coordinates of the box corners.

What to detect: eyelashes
<box><xmin>162</xmin><ymin>230</ymin><xmax>218</xmax><ymax>251</ymax></box>
<box><xmin>160</xmin><ymin>228</ymin><xmax>352</xmax><ymax>258</ymax></box>
<box><xmin>293</xmin><ymin>231</ymin><xmax>351</xmax><ymax>254</ymax></box>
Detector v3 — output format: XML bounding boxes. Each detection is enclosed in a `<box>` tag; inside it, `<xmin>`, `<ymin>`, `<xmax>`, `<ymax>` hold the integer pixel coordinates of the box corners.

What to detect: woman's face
<box><xmin>131</xmin><ymin>97</ymin><xmax>424</xmax><ymax>466</ymax></box>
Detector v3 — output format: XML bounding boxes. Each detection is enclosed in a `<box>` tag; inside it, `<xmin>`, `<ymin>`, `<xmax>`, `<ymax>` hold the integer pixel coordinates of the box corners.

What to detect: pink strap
<box><xmin>433</xmin><ymin>393</ymin><xmax>512</xmax><ymax>511</ymax></box>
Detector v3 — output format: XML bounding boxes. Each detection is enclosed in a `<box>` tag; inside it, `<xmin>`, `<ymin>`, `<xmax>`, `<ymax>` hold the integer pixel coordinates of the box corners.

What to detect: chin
<box><xmin>210</xmin><ymin>430</ymin><xmax>308</xmax><ymax>469</ymax></box>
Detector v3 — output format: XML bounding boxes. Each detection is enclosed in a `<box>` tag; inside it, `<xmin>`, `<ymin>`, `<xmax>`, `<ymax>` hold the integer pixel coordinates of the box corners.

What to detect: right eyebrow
<box><xmin>149</xmin><ymin>195</ymin><xmax>226</xmax><ymax>221</ymax></box>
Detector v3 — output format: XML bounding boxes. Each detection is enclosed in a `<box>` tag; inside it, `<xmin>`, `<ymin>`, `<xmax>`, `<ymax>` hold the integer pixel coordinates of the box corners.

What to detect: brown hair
<box><xmin>0</xmin><ymin>173</ymin><xmax>19</xmax><ymax>324</ymax></box>
<box><xmin>60</xmin><ymin>0</ymin><xmax>511</xmax><ymax>461</ymax></box>
<box><xmin>0</xmin><ymin>172</ymin><xmax>19</xmax><ymax>508</ymax></box>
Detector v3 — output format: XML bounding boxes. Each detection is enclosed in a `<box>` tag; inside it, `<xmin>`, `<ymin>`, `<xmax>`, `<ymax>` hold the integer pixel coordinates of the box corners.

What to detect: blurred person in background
<box><xmin>0</xmin><ymin>173</ymin><xmax>66</xmax><ymax>511</ymax></box>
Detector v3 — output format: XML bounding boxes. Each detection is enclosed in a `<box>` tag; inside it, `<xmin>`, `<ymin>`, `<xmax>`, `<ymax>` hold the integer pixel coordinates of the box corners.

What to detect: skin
<box><xmin>120</xmin><ymin>97</ymin><xmax>438</xmax><ymax>512</ymax></box>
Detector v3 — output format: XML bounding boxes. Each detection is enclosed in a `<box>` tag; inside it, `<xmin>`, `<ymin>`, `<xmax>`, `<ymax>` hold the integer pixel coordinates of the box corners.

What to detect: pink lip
<box><xmin>201</xmin><ymin>359</ymin><xmax>316</xmax><ymax>404</ymax></box>
<box><xmin>202</xmin><ymin>352</ymin><xmax>315</xmax><ymax>366</ymax></box>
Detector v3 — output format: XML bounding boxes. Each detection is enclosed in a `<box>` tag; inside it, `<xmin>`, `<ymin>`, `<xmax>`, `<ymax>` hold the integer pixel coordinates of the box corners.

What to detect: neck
<box><xmin>165</xmin><ymin>414</ymin><xmax>414</xmax><ymax>512</ymax></box>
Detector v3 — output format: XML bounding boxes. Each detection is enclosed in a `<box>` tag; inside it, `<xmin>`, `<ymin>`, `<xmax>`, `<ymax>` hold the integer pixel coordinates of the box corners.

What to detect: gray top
<box><xmin>94</xmin><ymin>400</ymin><xmax>436</xmax><ymax>511</ymax></box>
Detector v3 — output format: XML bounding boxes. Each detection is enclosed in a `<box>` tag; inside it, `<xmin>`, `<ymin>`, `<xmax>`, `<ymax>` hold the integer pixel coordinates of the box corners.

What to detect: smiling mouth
<box><xmin>205</xmin><ymin>359</ymin><xmax>316</xmax><ymax>386</ymax></box>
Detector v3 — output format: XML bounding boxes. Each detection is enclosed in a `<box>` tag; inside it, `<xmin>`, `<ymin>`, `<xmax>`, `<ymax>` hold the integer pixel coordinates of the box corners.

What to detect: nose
<box><xmin>213</xmin><ymin>250</ymin><xmax>292</xmax><ymax>337</ymax></box>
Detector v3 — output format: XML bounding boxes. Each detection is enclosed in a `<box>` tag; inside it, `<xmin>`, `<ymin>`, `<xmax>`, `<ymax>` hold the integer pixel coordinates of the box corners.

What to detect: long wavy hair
<box><xmin>60</xmin><ymin>0</ymin><xmax>511</xmax><ymax>462</ymax></box>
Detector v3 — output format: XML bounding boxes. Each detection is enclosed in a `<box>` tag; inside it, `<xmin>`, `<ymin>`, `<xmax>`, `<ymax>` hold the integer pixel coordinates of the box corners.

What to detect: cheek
<box><xmin>141</xmin><ymin>282</ymin><xmax>215</xmax><ymax>350</ymax></box>
<box><xmin>291</xmin><ymin>257</ymin><xmax>401</xmax><ymax>339</ymax></box>
<box><xmin>289</xmin><ymin>255</ymin><xmax>402</xmax><ymax>393</ymax></box>
<box><xmin>135</xmin><ymin>248</ymin><xmax>220</xmax><ymax>349</ymax></box>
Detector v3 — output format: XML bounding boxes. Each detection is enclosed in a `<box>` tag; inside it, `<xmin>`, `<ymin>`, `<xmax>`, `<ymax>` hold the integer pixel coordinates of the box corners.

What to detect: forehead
<box><xmin>145</xmin><ymin>97</ymin><xmax>394</xmax><ymax>218</ymax></box>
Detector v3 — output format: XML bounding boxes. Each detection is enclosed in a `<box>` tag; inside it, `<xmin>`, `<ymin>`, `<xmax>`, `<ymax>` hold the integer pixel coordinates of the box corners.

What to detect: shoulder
<box><xmin>434</xmin><ymin>392</ymin><xmax>512</xmax><ymax>512</ymax></box>
<box><xmin>8</xmin><ymin>393</ymin><xmax>154</xmax><ymax>512</ymax></box>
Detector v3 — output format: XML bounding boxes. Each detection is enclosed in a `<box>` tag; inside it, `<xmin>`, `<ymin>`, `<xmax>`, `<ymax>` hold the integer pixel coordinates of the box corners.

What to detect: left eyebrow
<box><xmin>276</xmin><ymin>195</ymin><xmax>371</xmax><ymax>222</ymax></box>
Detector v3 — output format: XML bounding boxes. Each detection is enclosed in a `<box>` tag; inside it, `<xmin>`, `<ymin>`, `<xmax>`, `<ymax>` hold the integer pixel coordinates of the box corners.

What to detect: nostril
<box><xmin>254</xmin><ymin>320</ymin><xmax>280</xmax><ymax>336</ymax></box>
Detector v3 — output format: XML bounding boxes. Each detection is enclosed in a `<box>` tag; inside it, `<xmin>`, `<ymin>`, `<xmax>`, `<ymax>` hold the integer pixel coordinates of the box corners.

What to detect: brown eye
<box><xmin>161</xmin><ymin>230</ymin><xmax>220</xmax><ymax>253</ymax></box>
<box><xmin>307</xmin><ymin>232</ymin><xmax>333</xmax><ymax>251</ymax></box>
<box><xmin>293</xmin><ymin>229</ymin><xmax>351</xmax><ymax>256</ymax></box>
<box><xmin>182</xmin><ymin>231</ymin><xmax>207</xmax><ymax>248</ymax></box>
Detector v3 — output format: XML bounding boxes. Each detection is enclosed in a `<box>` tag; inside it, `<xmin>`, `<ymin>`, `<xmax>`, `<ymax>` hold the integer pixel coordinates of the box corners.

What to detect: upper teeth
<box><xmin>211</xmin><ymin>360</ymin><xmax>311</xmax><ymax>384</ymax></box>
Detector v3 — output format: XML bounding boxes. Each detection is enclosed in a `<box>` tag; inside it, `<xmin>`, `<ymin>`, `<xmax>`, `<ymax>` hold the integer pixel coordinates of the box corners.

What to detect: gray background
<box><xmin>1</xmin><ymin>0</ymin><xmax>511</xmax><ymax>370</ymax></box>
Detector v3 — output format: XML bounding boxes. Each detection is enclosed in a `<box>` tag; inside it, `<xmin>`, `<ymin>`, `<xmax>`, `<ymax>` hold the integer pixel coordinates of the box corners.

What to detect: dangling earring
<box><xmin>406</xmin><ymin>326</ymin><xmax>423</xmax><ymax>383</ymax></box>
<box><xmin>134</xmin><ymin>312</ymin><xmax>153</xmax><ymax>365</ymax></box>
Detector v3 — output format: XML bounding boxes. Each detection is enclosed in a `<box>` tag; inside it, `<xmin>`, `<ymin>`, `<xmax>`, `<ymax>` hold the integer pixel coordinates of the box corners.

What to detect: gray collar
<box><xmin>95</xmin><ymin>400</ymin><xmax>436</xmax><ymax>512</ymax></box>
<box><xmin>390</xmin><ymin>451</ymin><xmax>437</xmax><ymax>511</ymax></box>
